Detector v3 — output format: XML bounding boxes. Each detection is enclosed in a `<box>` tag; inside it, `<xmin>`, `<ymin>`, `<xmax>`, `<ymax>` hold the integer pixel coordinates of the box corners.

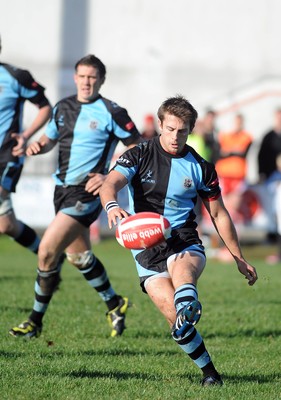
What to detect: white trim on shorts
<box><xmin>167</xmin><ymin>249</ymin><xmax>206</xmax><ymax>268</ymax></box>
<box><xmin>144</xmin><ymin>271</ymin><xmax>171</xmax><ymax>290</ymax></box>
<box><xmin>144</xmin><ymin>248</ymin><xmax>206</xmax><ymax>291</ymax></box>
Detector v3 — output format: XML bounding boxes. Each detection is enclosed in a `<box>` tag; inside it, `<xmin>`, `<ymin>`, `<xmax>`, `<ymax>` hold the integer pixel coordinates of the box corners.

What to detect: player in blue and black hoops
<box><xmin>100</xmin><ymin>95</ymin><xmax>258</xmax><ymax>386</ymax></box>
<box><xmin>9</xmin><ymin>54</ymin><xmax>141</xmax><ymax>339</ymax></box>
<box><xmin>0</xmin><ymin>35</ymin><xmax>51</xmax><ymax>254</ymax></box>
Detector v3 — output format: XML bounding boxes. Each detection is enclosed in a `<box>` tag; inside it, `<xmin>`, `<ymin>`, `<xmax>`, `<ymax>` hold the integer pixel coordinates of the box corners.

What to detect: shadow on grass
<box><xmin>0</xmin><ymin>347</ymin><xmax>178</xmax><ymax>360</ymax></box>
<box><xmin>205</xmin><ymin>328</ymin><xmax>281</xmax><ymax>339</ymax></box>
<box><xmin>222</xmin><ymin>372</ymin><xmax>281</xmax><ymax>384</ymax></box>
<box><xmin>0</xmin><ymin>350</ymin><xmax>65</xmax><ymax>359</ymax></box>
<box><xmin>63</xmin><ymin>369</ymin><xmax>281</xmax><ymax>384</ymax></box>
<box><xmin>64</xmin><ymin>369</ymin><xmax>196</xmax><ymax>382</ymax></box>
<box><xmin>81</xmin><ymin>348</ymin><xmax>178</xmax><ymax>357</ymax></box>
<box><xmin>0</xmin><ymin>305</ymin><xmax>33</xmax><ymax>313</ymax></box>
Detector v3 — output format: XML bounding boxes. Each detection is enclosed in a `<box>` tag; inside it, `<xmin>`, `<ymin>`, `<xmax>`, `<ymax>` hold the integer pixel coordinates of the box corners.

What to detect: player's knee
<box><xmin>0</xmin><ymin>214</ymin><xmax>16</xmax><ymax>235</ymax></box>
<box><xmin>0</xmin><ymin>196</ymin><xmax>13</xmax><ymax>227</ymax></box>
<box><xmin>38</xmin><ymin>245</ymin><xmax>57</xmax><ymax>270</ymax></box>
<box><xmin>66</xmin><ymin>250</ymin><xmax>94</xmax><ymax>269</ymax></box>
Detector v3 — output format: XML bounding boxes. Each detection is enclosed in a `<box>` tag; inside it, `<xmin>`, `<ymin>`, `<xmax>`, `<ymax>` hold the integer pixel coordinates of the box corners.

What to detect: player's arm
<box><xmin>202</xmin><ymin>196</ymin><xmax>258</xmax><ymax>286</ymax></box>
<box><xmin>11</xmin><ymin>104</ymin><xmax>52</xmax><ymax>157</ymax></box>
<box><xmin>26</xmin><ymin>133</ymin><xmax>57</xmax><ymax>156</ymax></box>
<box><xmin>99</xmin><ymin>170</ymin><xmax>129</xmax><ymax>229</ymax></box>
<box><xmin>85</xmin><ymin>138</ymin><xmax>141</xmax><ymax>195</ymax></box>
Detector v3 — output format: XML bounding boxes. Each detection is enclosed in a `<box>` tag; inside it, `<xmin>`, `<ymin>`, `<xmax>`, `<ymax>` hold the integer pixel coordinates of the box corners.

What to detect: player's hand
<box><xmin>11</xmin><ymin>133</ymin><xmax>27</xmax><ymax>157</ymax></box>
<box><xmin>107</xmin><ymin>207</ymin><xmax>129</xmax><ymax>229</ymax></box>
<box><xmin>85</xmin><ymin>173</ymin><xmax>106</xmax><ymax>195</ymax></box>
<box><xmin>26</xmin><ymin>141</ymin><xmax>42</xmax><ymax>156</ymax></box>
<box><xmin>236</xmin><ymin>259</ymin><xmax>258</xmax><ymax>286</ymax></box>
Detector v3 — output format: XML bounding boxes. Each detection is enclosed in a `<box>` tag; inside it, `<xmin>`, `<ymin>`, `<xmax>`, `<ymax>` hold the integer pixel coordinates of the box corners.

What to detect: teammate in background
<box><xmin>141</xmin><ymin>113</ymin><xmax>158</xmax><ymax>141</ymax></box>
<box><xmin>9</xmin><ymin>54</ymin><xmax>141</xmax><ymax>339</ymax></box>
<box><xmin>0</xmin><ymin>35</ymin><xmax>51</xmax><ymax>254</ymax></box>
<box><xmin>100</xmin><ymin>95</ymin><xmax>258</xmax><ymax>386</ymax></box>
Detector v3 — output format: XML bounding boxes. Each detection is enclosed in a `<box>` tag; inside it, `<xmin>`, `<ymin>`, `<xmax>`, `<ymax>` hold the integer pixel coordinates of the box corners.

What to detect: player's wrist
<box><xmin>105</xmin><ymin>201</ymin><xmax>119</xmax><ymax>213</ymax></box>
<box><xmin>22</xmin><ymin>133</ymin><xmax>32</xmax><ymax>142</ymax></box>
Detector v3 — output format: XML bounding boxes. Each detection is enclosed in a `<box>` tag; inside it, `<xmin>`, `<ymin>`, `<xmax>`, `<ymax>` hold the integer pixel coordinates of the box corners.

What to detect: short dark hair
<box><xmin>157</xmin><ymin>95</ymin><xmax>198</xmax><ymax>131</ymax></box>
<box><xmin>74</xmin><ymin>54</ymin><xmax>106</xmax><ymax>80</ymax></box>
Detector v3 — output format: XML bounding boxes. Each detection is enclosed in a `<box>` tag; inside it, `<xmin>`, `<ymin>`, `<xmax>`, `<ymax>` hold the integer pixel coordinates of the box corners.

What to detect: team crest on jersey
<box><xmin>90</xmin><ymin>120</ymin><xmax>98</xmax><ymax>129</ymax></box>
<box><xmin>141</xmin><ymin>170</ymin><xmax>156</xmax><ymax>184</ymax></box>
<box><xmin>184</xmin><ymin>177</ymin><xmax>193</xmax><ymax>188</ymax></box>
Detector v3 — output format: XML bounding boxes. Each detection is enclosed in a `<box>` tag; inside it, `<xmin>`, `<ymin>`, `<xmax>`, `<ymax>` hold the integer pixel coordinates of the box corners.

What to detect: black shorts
<box><xmin>133</xmin><ymin>228</ymin><xmax>205</xmax><ymax>293</ymax></box>
<box><xmin>54</xmin><ymin>185</ymin><xmax>102</xmax><ymax>227</ymax></box>
<box><xmin>0</xmin><ymin>161</ymin><xmax>23</xmax><ymax>192</ymax></box>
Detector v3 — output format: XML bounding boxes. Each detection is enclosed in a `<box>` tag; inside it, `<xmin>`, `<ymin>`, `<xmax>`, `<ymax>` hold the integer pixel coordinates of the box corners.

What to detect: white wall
<box><xmin>2</xmin><ymin>0</ymin><xmax>281</xmax><ymax>130</ymax></box>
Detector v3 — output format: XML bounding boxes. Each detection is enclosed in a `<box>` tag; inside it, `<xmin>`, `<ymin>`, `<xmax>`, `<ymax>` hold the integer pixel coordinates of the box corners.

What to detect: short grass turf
<box><xmin>0</xmin><ymin>236</ymin><xmax>280</xmax><ymax>400</ymax></box>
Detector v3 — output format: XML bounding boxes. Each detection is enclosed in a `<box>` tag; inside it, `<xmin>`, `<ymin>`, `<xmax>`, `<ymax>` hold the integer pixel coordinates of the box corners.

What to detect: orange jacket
<box><xmin>216</xmin><ymin>130</ymin><xmax>252</xmax><ymax>179</ymax></box>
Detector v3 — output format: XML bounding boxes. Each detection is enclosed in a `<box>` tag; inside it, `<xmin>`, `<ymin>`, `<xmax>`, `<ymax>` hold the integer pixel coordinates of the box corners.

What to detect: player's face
<box><xmin>158</xmin><ymin>113</ymin><xmax>190</xmax><ymax>154</ymax></box>
<box><xmin>74</xmin><ymin>65</ymin><xmax>104</xmax><ymax>102</ymax></box>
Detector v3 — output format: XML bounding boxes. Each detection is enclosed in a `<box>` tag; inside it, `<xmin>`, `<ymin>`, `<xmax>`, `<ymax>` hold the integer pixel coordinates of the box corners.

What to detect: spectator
<box><xmin>187</xmin><ymin>119</ymin><xmax>211</xmax><ymax>233</ymax></box>
<box><xmin>265</xmin><ymin>153</ymin><xmax>281</xmax><ymax>264</ymax></box>
<box><xmin>216</xmin><ymin>113</ymin><xmax>253</xmax><ymax>222</ymax></box>
<box><xmin>187</xmin><ymin>119</ymin><xmax>211</xmax><ymax>161</ymax></box>
<box><xmin>258</xmin><ymin>108</ymin><xmax>281</xmax><ymax>182</ymax></box>
<box><xmin>141</xmin><ymin>114</ymin><xmax>158</xmax><ymax>140</ymax></box>
<box><xmin>202</xmin><ymin>109</ymin><xmax>220</xmax><ymax>164</ymax></box>
<box><xmin>208</xmin><ymin>114</ymin><xmax>253</xmax><ymax>260</ymax></box>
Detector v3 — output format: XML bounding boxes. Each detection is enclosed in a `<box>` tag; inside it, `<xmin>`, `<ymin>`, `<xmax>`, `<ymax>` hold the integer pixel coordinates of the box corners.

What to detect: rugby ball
<box><xmin>115</xmin><ymin>212</ymin><xmax>171</xmax><ymax>250</ymax></box>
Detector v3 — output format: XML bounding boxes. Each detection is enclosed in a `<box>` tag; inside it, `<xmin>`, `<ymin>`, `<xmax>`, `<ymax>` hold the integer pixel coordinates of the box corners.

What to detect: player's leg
<box><xmin>57</xmin><ymin>184</ymin><xmax>131</xmax><ymax>337</ymax></box>
<box><xmin>0</xmin><ymin>187</ymin><xmax>40</xmax><ymax>253</ymax></box>
<box><xmin>9</xmin><ymin>212</ymin><xmax>82</xmax><ymax>338</ymax></box>
<box><xmin>66</xmin><ymin>233</ymin><xmax>130</xmax><ymax>337</ymax></box>
<box><xmin>146</xmin><ymin>274</ymin><xmax>222</xmax><ymax>386</ymax></box>
<box><xmin>167</xmin><ymin>250</ymin><xmax>223</xmax><ymax>386</ymax></box>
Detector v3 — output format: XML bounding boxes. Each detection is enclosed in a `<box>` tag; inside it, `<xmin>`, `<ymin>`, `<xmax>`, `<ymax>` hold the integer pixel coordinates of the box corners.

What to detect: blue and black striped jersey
<box><xmin>113</xmin><ymin>136</ymin><xmax>221</xmax><ymax>229</ymax></box>
<box><xmin>46</xmin><ymin>94</ymin><xmax>140</xmax><ymax>186</ymax></box>
<box><xmin>0</xmin><ymin>63</ymin><xmax>49</xmax><ymax>155</ymax></box>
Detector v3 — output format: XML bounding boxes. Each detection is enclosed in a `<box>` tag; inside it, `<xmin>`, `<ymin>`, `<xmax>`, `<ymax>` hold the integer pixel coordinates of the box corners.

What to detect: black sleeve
<box><xmin>197</xmin><ymin>161</ymin><xmax>221</xmax><ymax>201</ymax></box>
<box><xmin>102</xmin><ymin>97</ymin><xmax>141</xmax><ymax>145</ymax></box>
<box><xmin>5</xmin><ymin>64</ymin><xmax>50</xmax><ymax>108</ymax></box>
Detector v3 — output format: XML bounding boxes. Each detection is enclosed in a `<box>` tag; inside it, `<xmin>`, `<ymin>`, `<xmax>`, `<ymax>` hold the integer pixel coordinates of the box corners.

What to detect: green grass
<box><xmin>0</xmin><ymin>235</ymin><xmax>280</xmax><ymax>400</ymax></box>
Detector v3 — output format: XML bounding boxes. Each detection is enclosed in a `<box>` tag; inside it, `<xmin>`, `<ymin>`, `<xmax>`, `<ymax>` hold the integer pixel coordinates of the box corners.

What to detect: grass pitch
<box><xmin>0</xmin><ymin>235</ymin><xmax>280</xmax><ymax>400</ymax></box>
